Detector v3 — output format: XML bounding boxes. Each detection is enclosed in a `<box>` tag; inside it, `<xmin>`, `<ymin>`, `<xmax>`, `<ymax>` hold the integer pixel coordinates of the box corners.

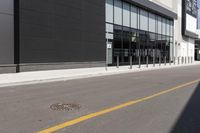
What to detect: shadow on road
<box><xmin>170</xmin><ymin>82</ymin><xmax>200</xmax><ymax>133</ymax></box>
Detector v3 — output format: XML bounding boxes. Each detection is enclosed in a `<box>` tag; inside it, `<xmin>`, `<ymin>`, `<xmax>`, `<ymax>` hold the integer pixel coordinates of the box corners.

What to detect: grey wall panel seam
<box><xmin>0</xmin><ymin>12</ymin><xmax>13</xmax><ymax>16</ymax></box>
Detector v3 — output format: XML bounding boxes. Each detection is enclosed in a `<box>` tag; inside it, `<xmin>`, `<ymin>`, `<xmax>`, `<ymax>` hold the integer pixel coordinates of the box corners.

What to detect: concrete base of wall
<box><xmin>0</xmin><ymin>61</ymin><xmax>106</xmax><ymax>73</ymax></box>
<box><xmin>0</xmin><ymin>64</ymin><xmax>16</xmax><ymax>74</ymax></box>
<box><xmin>0</xmin><ymin>62</ymin><xmax>106</xmax><ymax>74</ymax></box>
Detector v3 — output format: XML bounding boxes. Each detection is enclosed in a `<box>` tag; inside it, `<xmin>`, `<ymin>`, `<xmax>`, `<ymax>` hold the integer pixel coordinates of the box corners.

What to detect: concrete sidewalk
<box><xmin>0</xmin><ymin>61</ymin><xmax>200</xmax><ymax>87</ymax></box>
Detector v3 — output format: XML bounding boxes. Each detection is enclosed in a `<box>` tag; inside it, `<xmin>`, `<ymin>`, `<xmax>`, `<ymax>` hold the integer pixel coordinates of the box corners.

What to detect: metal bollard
<box><xmin>164</xmin><ymin>56</ymin><xmax>166</xmax><ymax>66</ymax></box>
<box><xmin>153</xmin><ymin>55</ymin><xmax>155</xmax><ymax>67</ymax></box>
<box><xmin>191</xmin><ymin>56</ymin><xmax>193</xmax><ymax>63</ymax></box>
<box><xmin>174</xmin><ymin>57</ymin><xmax>176</xmax><ymax>65</ymax></box>
<box><xmin>189</xmin><ymin>56</ymin><xmax>191</xmax><ymax>64</ymax></box>
<box><xmin>169</xmin><ymin>57</ymin><xmax>171</xmax><ymax>65</ymax></box>
<box><xmin>182</xmin><ymin>57</ymin><xmax>184</xmax><ymax>64</ymax></box>
<box><xmin>159</xmin><ymin>55</ymin><xmax>161</xmax><ymax>66</ymax></box>
<box><xmin>178</xmin><ymin>57</ymin><xmax>179</xmax><ymax>65</ymax></box>
<box><xmin>130</xmin><ymin>56</ymin><xmax>132</xmax><ymax>69</ymax></box>
<box><xmin>139</xmin><ymin>56</ymin><xmax>141</xmax><ymax>68</ymax></box>
<box><xmin>185</xmin><ymin>57</ymin><xmax>187</xmax><ymax>64</ymax></box>
<box><xmin>146</xmin><ymin>56</ymin><xmax>149</xmax><ymax>68</ymax></box>
<box><xmin>117</xmin><ymin>56</ymin><xmax>119</xmax><ymax>68</ymax></box>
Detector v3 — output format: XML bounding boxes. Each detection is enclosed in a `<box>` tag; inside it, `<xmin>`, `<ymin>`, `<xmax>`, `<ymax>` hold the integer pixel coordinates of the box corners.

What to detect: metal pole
<box><xmin>178</xmin><ymin>57</ymin><xmax>179</xmax><ymax>65</ymax></box>
<box><xmin>139</xmin><ymin>56</ymin><xmax>141</xmax><ymax>68</ymax></box>
<box><xmin>105</xmin><ymin>39</ymin><xmax>108</xmax><ymax>71</ymax></box>
<box><xmin>105</xmin><ymin>53</ymin><xmax>108</xmax><ymax>71</ymax></box>
<box><xmin>130</xmin><ymin>56</ymin><xmax>132</xmax><ymax>69</ymax></box>
<box><xmin>169</xmin><ymin>57</ymin><xmax>171</xmax><ymax>65</ymax></box>
<box><xmin>117</xmin><ymin>56</ymin><xmax>119</xmax><ymax>68</ymax></box>
<box><xmin>188</xmin><ymin>56</ymin><xmax>189</xmax><ymax>64</ymax></box>
<box><xmin>185</xmin><ymin>56</ymin><xmax>187</xmax><ymax>64</ymax></box>
<box><xmin>159</xmin><ymin>55</ymin><xmax>161</xmax><ymax>66</ymax></box>
<box><xmin>105</xmin><ymin>63</ymin><xmax>108</xmax><ymax>71</ymax></box>
<box><xmin>146</xmin><ymin>56</ymin><xmax>148</xmax><ymax>68</ymax></box>
<box><xmin>153</xmin><ymin>55</ymin><xmax>155</xmax><ymax>67</ymax></box>
<box><xmin>174</xmin><ymin>56</ymin><xmax>176</xmax><ymax>65</ymax></box>
<box><xmin>191</xmin><ymin>56</ymin><xmax>193</xmax><ymax>64</ymax></box>
<box><xmin>164</xmin><ymin>56</ymin><xmax>166</xmax><ymax>66</ymax></box>
<box><xmin>181</xmin><ymin>57</ymin><xmax>182</xmax><ymax>64</ymax></box>
<box><xmin>188</xmin><ymin>56</ymin><xmax>190</xmax><ymax>64</ymax></box>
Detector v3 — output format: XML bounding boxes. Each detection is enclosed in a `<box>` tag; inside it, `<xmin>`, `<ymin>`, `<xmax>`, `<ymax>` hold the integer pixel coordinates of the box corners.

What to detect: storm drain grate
<box><xmin>50</xmin><ymin>103</ymin><xmax>81</xmax><ymax>111</ymax></box>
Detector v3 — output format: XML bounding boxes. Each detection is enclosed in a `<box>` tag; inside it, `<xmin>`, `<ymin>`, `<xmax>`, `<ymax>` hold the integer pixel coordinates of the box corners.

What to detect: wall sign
<box><xmin>107</xmin><ymin>43</ymin><xmax>112</xmax><ymax>49</ymax></box>
<box><xmin>182</xmin><ymin>0</ymin><xmax>199</xmax><ymax>38</ymax></box>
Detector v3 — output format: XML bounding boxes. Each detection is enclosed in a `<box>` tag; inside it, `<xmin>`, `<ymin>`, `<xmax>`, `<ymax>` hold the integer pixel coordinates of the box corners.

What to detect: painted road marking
<box><xmin>37</xmin><ymin>79</ymin><xmax>200</xmax><ymax>133</ymax></box>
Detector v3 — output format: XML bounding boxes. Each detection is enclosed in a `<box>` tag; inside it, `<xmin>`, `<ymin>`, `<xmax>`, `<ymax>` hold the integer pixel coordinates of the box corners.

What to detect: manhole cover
<box><xmin>50</xmin><ymin>103</ymin><xmax>81</xmax><ymax>111</ymax></box>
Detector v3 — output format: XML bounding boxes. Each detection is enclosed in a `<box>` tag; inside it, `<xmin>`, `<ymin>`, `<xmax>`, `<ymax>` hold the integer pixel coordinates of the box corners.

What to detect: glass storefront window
<box><xmin>162</xmin><ymin>18</ymin><xmax>166</xmax><ymax>35</ymax></box>
<box><xmin>123</xmin><ymin>2</ymin><xmax>130</xmax><ymax>27</ymax></box>
<box><xmin>131</xmin><ymin>5</ymin><xmax>138</xmax><ymax>29</ymax></box>
<box><xmin>106</xmin><ymin>0</ymin><xmax>113</xmax><ymax>23</ymax></box>
<box><xmin>170</xmin><ymin>20</ymin><xmax>173</xmax><ymax>36</ymax></box>
<box><xmin>105</xmin><ymin>0</ymin><xmax>174</xmax><ymax>65</ymax></box>
<box><xmin>123</xmin><ymin>27</ymin><xmax>130</xmax><ymax>62</ymax></box>
<box><xmin>114</xmin><ymin>0</ymin><xmax>122</xmax><ymax>25</ymax></box>
<box><xmin>149</xmin><ymin>13</ymin><xmax>156</xmax><ymax>33</ymax></box>
<box><xmin>139</xmin><ymin>9</ymin><xmax>148</xmax><ymax>31</ymax></box>
<box><xmin>149</xmin><ymin>33</ymin><xmax>156</xmax><ymax>41</ymax></box>
<box><xmin>131</xmin><ymin>28</ymin><xmax>137</xmax><ymax>42</ymax></box>
<box><xmin>166</xmin><ymin>19</ymin><xmax>170</xmax><ymax>36</ymax></box>
<box><xmin>157</xmin><ymin>34</ymin><xmax>162</xmax><ymax>41</ymax></box>
<box><xmin>157</xmin><ymin>16</ymin><xmax>162</xmax><ymax>34</ymax></box>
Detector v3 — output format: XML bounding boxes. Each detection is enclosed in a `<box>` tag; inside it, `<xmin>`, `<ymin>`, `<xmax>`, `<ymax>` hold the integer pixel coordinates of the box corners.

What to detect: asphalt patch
<box><xmin>50</xmin><ymin>103</ymin><xmax>81</xmax><ymax>111</ymax></box>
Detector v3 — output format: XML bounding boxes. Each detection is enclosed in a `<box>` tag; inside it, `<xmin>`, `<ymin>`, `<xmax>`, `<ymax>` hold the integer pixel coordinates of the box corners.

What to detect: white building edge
<box><xmin>152</xmin><ymin>0</ymin><xmax>200</xmax><ymax>61</ymax></box>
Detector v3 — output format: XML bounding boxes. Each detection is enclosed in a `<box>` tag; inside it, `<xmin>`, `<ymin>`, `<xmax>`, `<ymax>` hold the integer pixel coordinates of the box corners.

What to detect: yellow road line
<box><xmin>37</xmin><ymin>79</ymin><xmax>200</xmax><ymax>133</ymax></box>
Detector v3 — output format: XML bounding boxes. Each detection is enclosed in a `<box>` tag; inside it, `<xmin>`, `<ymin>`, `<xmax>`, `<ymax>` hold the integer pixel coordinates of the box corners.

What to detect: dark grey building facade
<box><xmin>0</xmin><ymin>0</ymin><xmax>15</xmax><ymax>73</ymax></box>
<box><xmin>16</xmin><ymin>0</ymin><xmax>106</xmax><ymax>72</ymax></box>
<box><xmin>0</xmin><ymin>0</ymin><xmax>178</xmax><ymax>73</ymax></box>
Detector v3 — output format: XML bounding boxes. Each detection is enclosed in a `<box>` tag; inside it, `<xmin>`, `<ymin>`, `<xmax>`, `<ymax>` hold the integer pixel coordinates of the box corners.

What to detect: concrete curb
<box><xmin>0</xmin><ymin>62</ymin><xmax>200</xmax><ymax>87</ymax></box>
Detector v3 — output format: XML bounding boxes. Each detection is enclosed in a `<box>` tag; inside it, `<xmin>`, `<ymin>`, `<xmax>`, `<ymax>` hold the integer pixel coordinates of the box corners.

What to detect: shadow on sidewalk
<box><xmin>170</xmin><ymin>82</ymin><xmax>200</xmax><ymax>133</ymax></box>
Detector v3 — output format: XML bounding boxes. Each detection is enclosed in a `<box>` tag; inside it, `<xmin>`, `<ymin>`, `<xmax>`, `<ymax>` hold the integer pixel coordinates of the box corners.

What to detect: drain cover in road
<box><xmin>50</xmin><ymin>103</ymin><xmax>80</xmax><ymax>111</ymax></box>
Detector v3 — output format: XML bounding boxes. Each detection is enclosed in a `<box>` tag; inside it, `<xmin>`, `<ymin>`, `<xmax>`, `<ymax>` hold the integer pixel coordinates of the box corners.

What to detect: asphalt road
<box><xmin>1</xmin><ymin>65</ymin><xmax>200</xmax><ymax>133</ymax></box>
